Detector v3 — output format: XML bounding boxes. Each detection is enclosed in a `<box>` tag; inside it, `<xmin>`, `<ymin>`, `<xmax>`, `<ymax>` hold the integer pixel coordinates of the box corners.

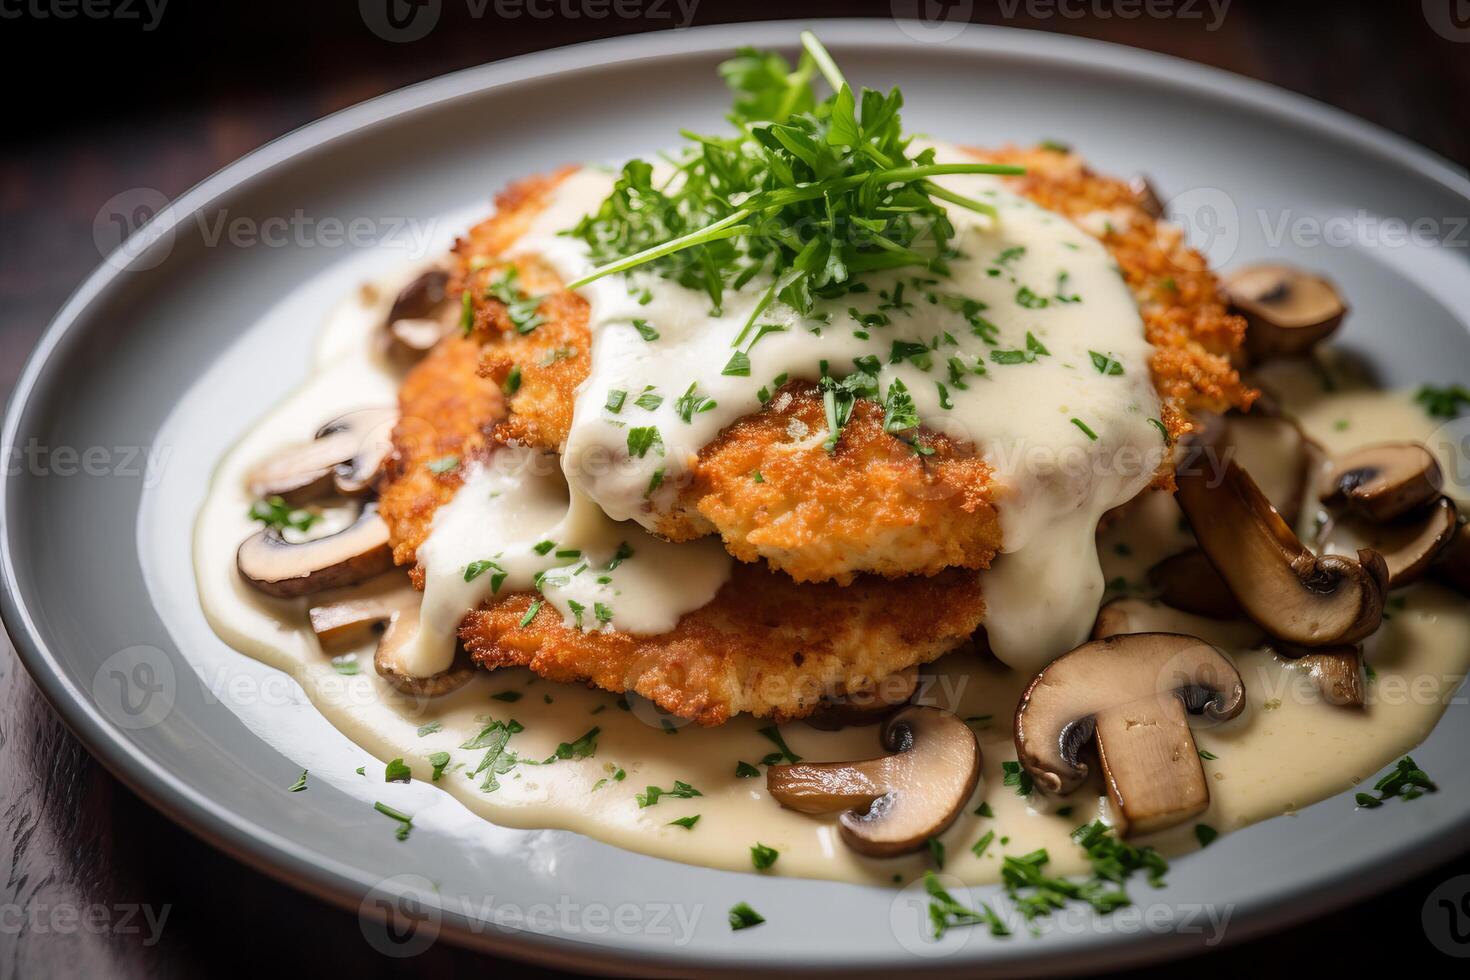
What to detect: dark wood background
<box><xmin>3</xmin><ymin>2</ymin><xmax>1469</xmax><ymax>976</ymax></box>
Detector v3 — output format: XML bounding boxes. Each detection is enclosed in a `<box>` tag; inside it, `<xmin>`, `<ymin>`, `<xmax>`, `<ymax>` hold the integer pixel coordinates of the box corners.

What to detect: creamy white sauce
<box><xmin>513</xmin><ymin>145</ymin><xmax>1164</xmax><ymax>672</ymax></box>
<box><xmin>193</xmin><ymin>142</ymin><xmax>1470</xmax><ymax>889</ymax></box>
<box><xmin>405</xmin><ymin>449</ymin><xmax>730</xmax><ymax>677</ymax></box>
<box><xmin>194</xmin><ymin>262</ymin><xmax>1470</xmax><ymax>885</ymax></box>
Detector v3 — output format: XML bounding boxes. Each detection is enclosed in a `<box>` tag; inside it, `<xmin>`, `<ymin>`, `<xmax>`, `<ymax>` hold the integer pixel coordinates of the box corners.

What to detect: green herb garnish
<box><xmin>757</xmin><ymin>726</ymin><xmax>802</xmax><ymax>765</ymax></box>
<box><xmin>1356</xmin><ymin>755</ymin><xmax>1438</xmax><ymax>807</ymax></box>
<box><xmin>374</xmin><ymin>801</ymin><xmax>414</xmax><ymax>841</ymax></box>
<box><xmin>1001</xmin><ymin>760</ymin><xmax>1033</xmax><ymax>797</ymax></box>
<box><xmin>565</xmin><ymin>32</ymin><xmax>1023</xmax><ymax>348</ymax></box>
<box><xmin>248</xmin><ymin>496</ymin><xmax>320</xmax><ymax>534</ymax></box>
<box><xmin>637</xmin><ymin>780</ymin><xmax>703</xmax><ymax>808</ymax></box>
<box><xmin>486</xmin><ymin>266</ymin><xmax>545</xmax><ymax>335</ymax></box>
<box><xmin>728</xmin><ymin>902</ymin><xmax>765</xmax><ymax>931</ymax></box>
<box><xmin>1415</xmin><ymin>383</ymin><xmax>1470</xmax><ymax>418</ymax></box>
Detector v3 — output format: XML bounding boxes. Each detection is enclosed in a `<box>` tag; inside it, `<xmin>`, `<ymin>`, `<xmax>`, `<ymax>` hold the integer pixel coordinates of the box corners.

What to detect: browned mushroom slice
<box><xmin>805</xmin><ymin>666</ymin><xmax>919</xmax><ymax>731</ymax></box>
<box><xmin>1225</xmin><ymin>414</ymin><xmax>1317</xmax><ymax>527</ymax></box>
<box><xmin>1320</xmin><ymin>442</ymin><xmax>1443</xmax><ymax>523</ymax></box>
<box><xmin>1128</xmin><ymin>175</ymin><xmax>1163</xmax><ymax>219</ymax></box>
<box><xmin>1433</xmin><ymin>519</ymin><xmax>1470</xmax><ymax>597</ymax></box>
<box><xmin>318</xmin><ymin>409</ymin><xmax>398</xmax><ymax>496</ymax></box>
<box><xmin>1277</xmin><ymin>643</ymin><xmax>1365</xmax><ymax>707</ymax></box>
<box><xmin>1322</xmin><ymin>497</ymin><xmax>1457</xmax><ymax>589</ymax></box>
<box><xmin>1092</xmin><ymin>598</ymin><xmax>1265</xmax><ymax>651</ymax></box>
<box><xmin>246</xmin><ymin>408</ymin><xmax>398</xmax><ymax>502</ymax></box>
<box><xmin>767</xmin><ymin>707</ymin><xmax>979</xmax><ymax>857</ymax></box>
<box><xmin>308</xmin><ymin>574</ymin><xmax>418</xmax><ymax>652</ymax></box>
<box><xmin>237</xmin><ymin>504</ymin><xmax>393</xmax><ymax>598</ymax></box>
<box><xmin>1014</xmin><ymin>633</ymin><xmax>1245</xmax><ymax>837</ymax></box>
<box><xmin>1147</xmin><ymin>548</ymin><xmax>1242</xmax><ymax>619</ymax></box>
<box><xmin>386</xmin><ymin>268</ymin><xmax>455</xmax><ymax>359</ymax></box>
<box><xmin>1224</xmin><ymin>264</ymin><xmax>1347</xmax><ymax>362</ymax></box>
<box><xmin>373</xmin><ymin>602</ymin><xmax>477</xmax><ymax>697</ymax></box>
<box><xmin>1176</xmin><ymin>455</ymin><xmax>1387</xmax><ymax>646</ymax></box>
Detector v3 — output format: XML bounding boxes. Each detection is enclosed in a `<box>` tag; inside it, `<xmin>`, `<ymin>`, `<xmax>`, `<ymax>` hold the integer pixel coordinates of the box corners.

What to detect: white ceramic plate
<box><xmin>5</xmin><ymin>20</ymin><xmax>1470</xmax><ymax>976</ymax></box>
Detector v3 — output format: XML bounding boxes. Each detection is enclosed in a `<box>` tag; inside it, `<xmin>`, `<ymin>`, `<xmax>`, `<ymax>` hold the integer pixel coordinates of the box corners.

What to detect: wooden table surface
<box><xmin>3</xmin><ymin>3</ymin><xmax>1469</xmax><ymax>976</ymax></box>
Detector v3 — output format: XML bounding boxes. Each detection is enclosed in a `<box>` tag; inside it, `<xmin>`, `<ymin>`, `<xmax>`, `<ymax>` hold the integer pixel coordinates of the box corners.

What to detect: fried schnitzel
<box><xmin>378</xmin><ymin>333</ymin><xmax>986</xmax><ymax>724</ymax></box>
<box><xmin>463</xmin><ymin>147</ymin><xmax>1252</xmax><ymax>585</ymax></box>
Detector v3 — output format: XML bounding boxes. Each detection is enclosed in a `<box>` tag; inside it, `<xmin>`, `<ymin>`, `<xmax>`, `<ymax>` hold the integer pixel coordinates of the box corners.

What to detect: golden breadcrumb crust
<box><xmin>379</xmin><ymin>337</ymin><xmax>986</xmax><ymax>724</ymax></box>
<box><xmin>459</xmin><ymin>563</ymin><xmax>984</xmax><ymax>726</ymax></box>
<box><xmin>459</xmin><ymin>149</ymin><xmax>1252</xmax><ymax>582</ymax></box>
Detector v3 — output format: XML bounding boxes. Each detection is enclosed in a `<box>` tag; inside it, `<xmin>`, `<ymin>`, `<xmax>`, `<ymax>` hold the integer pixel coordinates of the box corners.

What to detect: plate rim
<box><xmin>4</xmin><ymin>18</ymin><xmax>1470</xmax><ymax>975</ymax></box>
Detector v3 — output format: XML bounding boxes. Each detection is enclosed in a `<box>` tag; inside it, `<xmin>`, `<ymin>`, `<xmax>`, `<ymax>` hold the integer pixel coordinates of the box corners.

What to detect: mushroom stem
<box><xmin>1094</xmin><ymin>693</ymin><xmax>1209</xmax><ymax>837</ymax></box>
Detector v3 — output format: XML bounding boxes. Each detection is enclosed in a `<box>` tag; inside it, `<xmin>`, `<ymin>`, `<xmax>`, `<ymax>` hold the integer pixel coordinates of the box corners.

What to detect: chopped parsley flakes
<box><xmin>728</xmin><ymin>902</ymin><xmax>765</xmax><ymax>931</ymax></box>
<box><xmin>248</xmin><ymin>496</ymin><xmax>320</xmax><ymax>534</ymax></box>
<box><xmin>1356</xmin><ymin>756</ymin><xmax>1437</xmax><ymax>807</ymax></box>
<box><xmin>750</xmin><ymin>842</ymin><xmax>779</xmax><ymax>870</ymax></box>
<box><xmin>374</xmin><ymin>801</ymin><xmax>414</xmax><ymax>841</ymax></box>
<box><xmin>636</xmin><ymin>780</ymin><xmax>702</xmax><ymax>808</ymax></box>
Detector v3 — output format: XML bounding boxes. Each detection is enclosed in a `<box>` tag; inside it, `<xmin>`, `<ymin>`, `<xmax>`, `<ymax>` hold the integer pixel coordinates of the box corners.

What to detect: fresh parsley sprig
<box><xmin>565</xmin><ymin>32</ymin><xmax>1023</xmax><ymax>346</ymax></box>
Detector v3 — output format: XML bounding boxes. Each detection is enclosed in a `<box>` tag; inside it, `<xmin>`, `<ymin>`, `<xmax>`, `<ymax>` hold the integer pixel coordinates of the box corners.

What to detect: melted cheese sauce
<box><xmin>194</xmin><ymin>196</ymin><xmax>1470</xmax><ymax>887</ymax></box>
<box><xmin>511</xmin><ymin>146</ymin><xmax>1165</xmax><ymax>672</ymax></box>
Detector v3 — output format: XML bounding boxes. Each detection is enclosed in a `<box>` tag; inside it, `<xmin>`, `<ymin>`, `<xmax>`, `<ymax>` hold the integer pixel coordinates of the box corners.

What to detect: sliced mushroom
<box><xmin>1224</xmin><ymin>264</ymin><xmax>1346</xmax><ymax>362</ymax></box>
<box><xmin>1277</xmin><ymin>643</ymin><xmax>1365</xmax><ymax>708</ymax></box>
<box><xmin>1321</xmin><ymin>497</ymin><xmax>1457</xmax><ymax>589</ymax></box>
<box><xmin>1226</xmin><ymin>413</ymin><xmax>1318</xmax><ymax>527</ymax></box>
<box><xmin>1320</xmin><ymin>442</ymin><xmax>1443</xmax><ymax>522</ymax></box>
<box><xmin>246</xmin><ymin>408</ymin><xmax>398</xmax><ymax>502</ymax></box>
<box><xmin>308</xmin><ymin>574</ymin><xmax>418</xmax><ymax>652</ymax></box>
<box><xmin>1147</xmin><ymin>548</ymin><xmax>1242</xmax><ymax>619</ymax></box>
<box><xmin>1129</xmin><ymin>175</ymin><xmax>1163</xmax><ymax>219</ymax></box>
<box><xmin>372</xmin><ymin>601</ymin><xmax>477</xmax><ymax>697</ymax></box>
<box><xmin>766</xmin><ymin>706</ymin><xmax>979</xmax><ymax>857</ymax></box>
<box><xmin>1176</xmin><ymin>455</ymin><xmax>1387</xmax><ymax>646</ymax></box>
<box><xmin>805</xmin><ymin>666</ymin><xmax>919</xmax><ymax>731</ymax></box>
<box><xmin>1093</xmin><ymin>597</ymin><xmax>1265</xmax><ymax>650</ymax></box>
<box><xmin>1432</xmin><ymin>519</ymin><xmax>1470</xmax><ymax>597</ymax></box>
<box><xmin>386</xmin><ymin>268</ymin><xmax>455</xmax><ymax>359</ymax></box>
<box><xmin>1015</xmin><ymin>633</ymin><xmax>1245</xmax><ymax>837</ymax></box>
<box><xmin>237</xmin><ymin>504</ymin><xmax>393</xmax><ymax>598</ymax></box>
